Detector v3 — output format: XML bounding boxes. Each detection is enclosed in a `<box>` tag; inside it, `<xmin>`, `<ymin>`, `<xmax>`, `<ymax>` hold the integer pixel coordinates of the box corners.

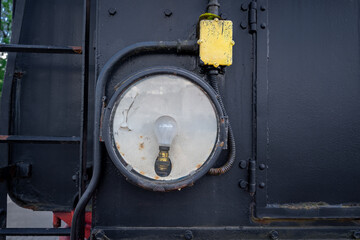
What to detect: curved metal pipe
<box><xmin>70</xmin><ymin>40</ymin><xmax>198</xmax><ymax>240</ymax></box>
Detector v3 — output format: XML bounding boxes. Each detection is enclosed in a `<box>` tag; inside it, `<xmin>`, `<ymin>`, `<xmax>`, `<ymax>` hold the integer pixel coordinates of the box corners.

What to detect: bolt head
<box><xmin>260</xmin><ymin>5</ymin><xmax>267</xmax><ymax>11</ymax></box>
<box><xmin>240</xmin><ymin>22</ymin><xmax>247</xmax><ymax>29</ymax></box>
<box><xmin>241</xmin><ymin>3</ymin><xmax>248</xmax><ymax>11</ymax></box>
<box><xmin>164</xmin><ymin>9</ymin><xmax>172</xmax><ymax>17</ymax></box>
<box><xmin>259</xmin><ymin>182</ymin><xmax>265</xmax><ymax>188</ymax></box>
<box><xmin>261</xmin><ymin>23</ymin><xmax>266</xmax><ymax>29</ymax></box>
<box><xmin>184</xmin><ymin>230</ymin><xmax>193</xmax><ymax>240</ymax></box>
<box><xmin>239</xmin><ymin>180</ymin><xmax>248</xmax><ymax>189</ymax></box>
<box><xmin>269</xmin><ymin>230</ymin><xmax>279</xmax><ymax>240</ymax></box>
<box><xmin>108</xmin><ymin>8</ymin><xmax>117</xmax><ymax>16</ymax></box>
<box><xmin>72</xmin><ymin>174</ymin><xmax>77</xmax><ymax>181</ymax></box>
<box><xmin>239</xmin><ymin>160</ymin><xmax>247</xmax><ymax>169</ymax></box>
<box><xmin>259</xmin><ymin>164</ymin><xmax>266</xmax><ymax>170</ymax></box>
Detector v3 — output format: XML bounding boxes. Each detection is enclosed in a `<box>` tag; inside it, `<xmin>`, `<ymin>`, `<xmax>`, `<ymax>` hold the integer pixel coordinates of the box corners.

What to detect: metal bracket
<box><xmin>220</xmin><ymin>115</ymin><xmax>229</xmax><ymax>149</ymax></box>
<box><xmin>0</xmin><ymin>163</ymin><xmax>32</xmax><ymax>181</ymax></box>
<box><xmin>240</xmin><ymin>1</ymin><xmax>257</xmax><ymax>33</ymax></box>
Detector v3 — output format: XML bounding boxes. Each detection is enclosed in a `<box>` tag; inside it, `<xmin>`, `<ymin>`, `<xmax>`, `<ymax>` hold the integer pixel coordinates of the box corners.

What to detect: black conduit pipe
<box><xmin>70</xmin><ymin>40</ymin><xmax>198</xmax><ymax>240</ymax></box>
<box><xmin>207</xmin><ymin>69</ymin><xmax>236</xmax><ymax>175</ymax></box>
<box><xmin>207</xmin><ymin>0</ymin><xmax>220</xmax><ymax>16</ymax></box>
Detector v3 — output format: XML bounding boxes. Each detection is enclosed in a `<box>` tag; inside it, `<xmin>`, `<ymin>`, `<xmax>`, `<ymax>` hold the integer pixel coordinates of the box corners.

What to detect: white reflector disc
<box><xmin>112</xmin><ymin>74</ymin><xmax>218</xmax><ymax>180</ymax></box>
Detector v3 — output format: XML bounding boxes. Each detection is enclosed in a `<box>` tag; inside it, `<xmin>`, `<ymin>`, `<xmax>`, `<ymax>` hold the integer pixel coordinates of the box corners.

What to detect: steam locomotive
<box><xmin>0</xmin><ymin>0</ymin><xmax>359</xmax><ymax>239</ymax></box>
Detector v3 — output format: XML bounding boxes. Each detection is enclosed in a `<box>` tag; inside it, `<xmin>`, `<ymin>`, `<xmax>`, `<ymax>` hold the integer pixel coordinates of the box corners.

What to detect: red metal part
<box><xmin>53</xmin><ymin>211</ymin><xmax>92</xmax><ymax>239</ymax></box>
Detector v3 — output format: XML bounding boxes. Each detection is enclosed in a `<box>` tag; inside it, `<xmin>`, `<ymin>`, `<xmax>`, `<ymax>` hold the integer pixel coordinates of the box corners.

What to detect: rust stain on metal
<box><xmin>141</xmin><ymin>157</ymin><xmax>146</xmax><ymax>160</ymax></box>
<box><xmin>139</xmin><ymin>142</ymin><xmax>144</xmax><ymax>150</ymax></box>
<box><xmin>140</xmin><ymin>171</ymin><xmax>145</xmax><ymax>175</ymax></box>
<box><xmin>140</xmin><ymin>136</ymin><xmax>143</xmax><ymax>139</ymax></box>
<box><xmin>196</xmin><ymin>164</ymin><xmax>202</xmax><ymax>169</ymax></box>
<box><xmin>116</xmin><ymin>142</ymin><xmax>120</xmax><ymax>151</ymax></box>
<box><xmin>120</xmin><ymin>152</ymin><xmax>126</xmax><ymax>156</ymax></box>
<box><xmin>248</xmin><ymin>203</ymin><xmax>356</xmax><ymax>224</ymax></box>
<box><xmin>71</xmin><ymin>46</ymin><xmax>83</xmax><ymax>54</ymax></box>
<box><xmin>154</xmin><ymin>176</ymin><xmax>159</xmax><ymax>180</ymax></box>
<box><xmin>270</xmin><ymin>202</ymin><xmax>329</xmax><ymax>210</ymax></box>
<box><xmin>0</xmin><ymin>135</ymin><xmax>9</xmax><ymax>140</ymax></box>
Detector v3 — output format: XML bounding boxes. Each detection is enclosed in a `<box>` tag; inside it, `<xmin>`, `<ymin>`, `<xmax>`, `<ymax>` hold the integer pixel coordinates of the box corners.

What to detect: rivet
<box><xmin>197</xmin><ymin>39</ymin><xmax>203</xmax><ymax>44</ymax></box>
<box><xmin>239</xmin><ymin>160</ymin><xmax>247</xmax><ymax>169</ymax></box>
<box><xmin>108</xmin><ymin>8</ymin><xmax>117</xmax><ymax>16</ymax></box>
<box><xmin>184</xmin><ymin>230</ymin><xmax>193</xmax><ymax>240</ymax></box>
<box><xmin>269</xmin><ymin>230</ymin><xmax>279</xmax><ymax>240</ymax></box>
<box><xmin>260</xmin><ymin>5</ymin><xmax>267</xmax><ymax>11</ymax></box>
<box><xmin>231</xmin><ymin>40</ymin><xmax>235</xmax><ymax>46</ymax></box>
<box><xmin>241</xmin><ymin>3</ymin><xmax>248</xmax><ymax>11</ymax></box>
<box><xmin>261</xmin><ymin>23</ymin><xmax>266</xmax><ymax>29</ymax></box>
<box><xmin>214</xmin><ymin>62</ymin><xmax>219</xmax><ymax>67</ymax></box>
<box><xmin>240</xmin><ymin>22</ymin><xmax>247</xmax><ymax>29</ymax></box>
<box><xmin>259</xmin><ymin>182</ymin><xmax>265</xmax><ymax>188</ymax></box>
<box><xmin>164</xmin><ymin>9</ymin><xmax>172</xmax><ymax>17</ymax></box>
<box><xmin>259</xmin><ymin>164</ymin><xmax>266</xmax><ymax>170</ymax></box>
<box><xmin>214</xmin><ymin>18</ymin><xmax>219</xmax><ymax>22</ymax></box>
<box><xmin>239</xmin><ymin>180</ymin><xmax>248</xmax><ymax>189</ymax></box>
<box><xmin>72</xmin><ymin>174</ymin><xmax>77</xmax><ymax>181</ymax></box>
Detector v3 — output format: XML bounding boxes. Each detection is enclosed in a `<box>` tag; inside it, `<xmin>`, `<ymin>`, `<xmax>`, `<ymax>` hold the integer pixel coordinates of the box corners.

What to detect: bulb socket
<box><xmin>155</xmin><ymin>148</ymin><xmax>172</xmax><ymax>177</ymax></box>
<box><xmin>159</xmin><ymin>146</ymin><xmax>170</xmax><ymax>151</ymax></box>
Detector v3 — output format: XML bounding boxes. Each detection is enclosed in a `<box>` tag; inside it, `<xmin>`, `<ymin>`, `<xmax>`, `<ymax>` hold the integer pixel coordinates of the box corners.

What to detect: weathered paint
<box><xmin>198</xmin><ymin>19</ymin><xmax>234</xmax><ymax>67</ymax></box>
<box><xmin>112</xmin><ymin>74</ymin><xmax>218</xmax><ymax>180</ymax></box>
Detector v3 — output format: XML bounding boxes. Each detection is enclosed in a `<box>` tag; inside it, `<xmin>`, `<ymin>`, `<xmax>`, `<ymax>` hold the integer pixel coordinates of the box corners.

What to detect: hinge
<box><xmin>248</xmin><ymin>159</ymin><xmax>256</xmax><ymax>195</ymax></box>
<box><xmin>238</xmin><ymin>158</ymin><xmax>256</xmax><ymax>195</ymax></box>
<box><xmin>249</xmin><ymin>1</ymin><xmax>257</xmax><ymax>33</ymax></box>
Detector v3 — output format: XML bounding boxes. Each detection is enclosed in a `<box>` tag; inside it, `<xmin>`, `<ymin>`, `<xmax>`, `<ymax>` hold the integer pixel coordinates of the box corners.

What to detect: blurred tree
<box><xmin>0</xmin><ymin>0</ymin><xmax>13</xmax><ymax>97</ymax></box>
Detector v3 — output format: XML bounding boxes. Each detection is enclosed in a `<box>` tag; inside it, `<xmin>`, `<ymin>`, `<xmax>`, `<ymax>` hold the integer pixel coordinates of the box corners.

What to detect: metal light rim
<box><xmin>102</xmin><ymin>66</ymin><xmax>226</xmax><ymax>192</ymax></box>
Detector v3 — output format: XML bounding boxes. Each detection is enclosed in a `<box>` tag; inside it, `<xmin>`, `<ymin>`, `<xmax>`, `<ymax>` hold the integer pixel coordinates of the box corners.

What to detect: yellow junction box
<box><xmin>198</xmin><ymin>19</ymin><xmax>234</xmax><ymax>67</ymax></box>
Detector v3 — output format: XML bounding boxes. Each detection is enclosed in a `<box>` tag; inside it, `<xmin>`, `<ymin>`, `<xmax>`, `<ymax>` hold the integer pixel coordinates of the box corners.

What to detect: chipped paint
<box><xmin>112</xmin><ymin>74</ymin><xmax>217</xmax><ymax>180</ymax></box>
<box><xmin>119</xmin><ymin>93</ymin><xmax>139</xmax><ymax>131</ymax></box>
<box><xmin>268</xmin><ymin>202</ymin><xmax>329</xmax><ymax>210</ymax></box>
<box><xmin>198</xmin><ymin>19</ymin><xmax>234</xmax><ymax>67</ymax></box>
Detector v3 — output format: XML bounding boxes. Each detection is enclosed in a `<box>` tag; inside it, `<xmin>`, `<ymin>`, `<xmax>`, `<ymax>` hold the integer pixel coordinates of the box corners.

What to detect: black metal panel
<box><xmin>256</xmin><ymin>0</ymin><xmax>360</xmax><ymax>218</ymax></box>
<box><xmin>1</xmin><ymin>0</ymin><xmax>85</xmax><ymax>211</ymax></box>
<box><xmin>1</xmin><ymin>0</ymin><xmax>360</xmax><ymax>238</ymax></box>
<box><xmin>94</xmin><ymin>0</ymin><xmax>253</xmax><ymax>228</ymax></box>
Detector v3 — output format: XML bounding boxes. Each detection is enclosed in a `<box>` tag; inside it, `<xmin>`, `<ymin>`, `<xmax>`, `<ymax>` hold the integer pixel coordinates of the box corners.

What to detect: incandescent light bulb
<box><xmin>154</xmin><ymin>116</ymin><xmax>178</xmax><ymax>148</ymax></box>
<box><xmin>154</xmin><ymin>116</ymin><xmax>177</xmax><ymax>177</ymax></box>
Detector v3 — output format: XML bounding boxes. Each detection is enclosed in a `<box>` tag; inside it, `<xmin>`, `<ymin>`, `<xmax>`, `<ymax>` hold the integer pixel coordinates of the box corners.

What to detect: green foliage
<box><xmin>0</xmin><ymin>0</ymin><xmax>13</xmax><ymax>97</ymax></box>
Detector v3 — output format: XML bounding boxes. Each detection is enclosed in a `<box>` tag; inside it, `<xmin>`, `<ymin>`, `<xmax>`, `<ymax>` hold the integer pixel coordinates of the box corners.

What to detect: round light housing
<box><xmin>103</xmin><ymin>67</ymin><xmax>226</xmax><ymax>191</ymax></box>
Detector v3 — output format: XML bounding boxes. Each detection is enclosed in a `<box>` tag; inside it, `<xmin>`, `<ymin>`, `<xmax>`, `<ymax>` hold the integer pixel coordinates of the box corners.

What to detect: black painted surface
<box><xmin>0</xmin><ymin>0</ymin><xmax>360</xmax><ymax>238</ymax></box>
<box><xmin>1</xmin><ymin>0</ymin><xmax>85</xmax><ymax>211</ymax></box>
<box><xmin>94</xmin><ymin>0</ymin><xmax>253</xmax><ymax>227</ymax></box>
<box><xmin>256</xmin><ymin>0</ymin><xmax>360</xmax><ymax>218</ymax></box>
